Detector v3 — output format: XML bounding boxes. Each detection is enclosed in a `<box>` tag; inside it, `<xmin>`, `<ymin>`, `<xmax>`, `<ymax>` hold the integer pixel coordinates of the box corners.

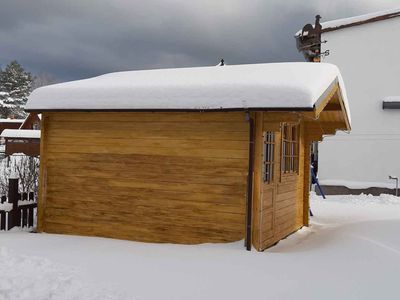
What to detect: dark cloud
<box><xmin>0</xmin><ymin>0</ymin><xmax>397</xmax><ymax>81</ymax></box>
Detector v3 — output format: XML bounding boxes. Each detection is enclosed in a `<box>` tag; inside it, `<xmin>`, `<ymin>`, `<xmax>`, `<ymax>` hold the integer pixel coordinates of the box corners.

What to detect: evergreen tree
<box><xmin>0</xmin><ymin>61</ymin><xmax>33</xmax><ymax>118</ymax></box>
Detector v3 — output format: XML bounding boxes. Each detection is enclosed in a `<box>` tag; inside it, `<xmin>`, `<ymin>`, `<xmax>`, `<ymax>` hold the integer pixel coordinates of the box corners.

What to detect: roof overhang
<box><xmin>300</xmin><ymin>81</ymin><xmax>351</xmax><ymax>140</ymax></box>
<box><xmin>26</xmin><ymin>107</ymin><xmax>315</xmax><ymax>113</ymax></box>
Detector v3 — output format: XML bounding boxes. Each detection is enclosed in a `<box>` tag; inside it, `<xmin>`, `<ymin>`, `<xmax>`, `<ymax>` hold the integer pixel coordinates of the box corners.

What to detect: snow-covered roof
<box><xmin>26</xmin><ymin>63</ymin><xmax>349</xmax><ymax>114</ymax></box>
<box><xmin>296</xmin><ymin>7</ymin><xmax>400</xmax><ymax>36</ymax></box>
<box><xmin>321</xmin><ymin>7</ymin><xmax>400</xmax><ymax>32</ymax></box>
<box><xmin>1</xmin><ymin>129</ymin><xmax>40</xmax><ymax>139</ymax></box>
<box><xmin>0</xmin><ymin>119</ymin><xmax>24</xmax><ymax>123</ymax></box>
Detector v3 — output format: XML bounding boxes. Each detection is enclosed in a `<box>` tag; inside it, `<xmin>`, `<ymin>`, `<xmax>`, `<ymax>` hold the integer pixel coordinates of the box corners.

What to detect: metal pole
<box><xmin>389</xmin><ymin>176</ymin><xmax>399</xmax><ymax>196</ymax></box>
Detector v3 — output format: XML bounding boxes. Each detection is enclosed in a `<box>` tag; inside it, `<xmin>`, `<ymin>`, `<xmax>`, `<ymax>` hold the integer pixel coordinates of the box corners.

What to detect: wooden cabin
<box><xmin>25</xmin><ymin>63</ymin><xmax>351</xmax><ymax>251</ymax></box>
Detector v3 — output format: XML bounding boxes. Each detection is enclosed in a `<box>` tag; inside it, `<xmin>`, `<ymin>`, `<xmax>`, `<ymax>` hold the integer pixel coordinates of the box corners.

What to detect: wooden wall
<box><xmin>38</xmin><ymin>112</ymin><xmax>249</xmax><ymax>244</ymax></box>
<box><xmin>5</xmin><ymin>137</ymin><xmax>40</xmax><ymax>156</ymax></box>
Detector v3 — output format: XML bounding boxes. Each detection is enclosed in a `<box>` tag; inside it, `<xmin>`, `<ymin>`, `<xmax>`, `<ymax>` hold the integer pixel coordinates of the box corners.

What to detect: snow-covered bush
<box><xmin>0</xmin><ymin>154</ymin><xmax>39</xmax><ymax>196</ymax></box>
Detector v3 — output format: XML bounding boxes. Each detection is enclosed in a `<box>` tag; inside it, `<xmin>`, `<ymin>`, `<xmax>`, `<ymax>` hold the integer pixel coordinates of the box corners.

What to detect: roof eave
<box><xmin>25</xmin><ymin>107</ymin><xmax>315</xmax><ymax>113</ymax></box>
<box><xmin>321</xmin><ymin>10</ymin><xmax>400</xmax><ymax>34</ymax></box>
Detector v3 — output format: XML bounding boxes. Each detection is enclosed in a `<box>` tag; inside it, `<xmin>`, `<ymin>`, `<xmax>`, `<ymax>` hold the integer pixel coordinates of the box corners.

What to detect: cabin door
<box><xmin>254</xmin><ymin>119</ymin><xmax>301</xmax><ymax>250</ymax></box>
<box><xmin>259</xmin><ymin>125</ymin><xmax>281</xmax><ymax>248</ymax></box>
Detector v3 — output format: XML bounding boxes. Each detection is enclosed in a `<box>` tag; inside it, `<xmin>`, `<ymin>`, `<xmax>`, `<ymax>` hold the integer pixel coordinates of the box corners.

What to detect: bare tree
<box><xmin>32</xmin><ymin>72</ymin><xmax>58</xmax><ymax>90</ymax></box>
<box><xmin>0</xmin><ymin>155</ymin><xmax>39</xmax><ymax>196</ymax></box>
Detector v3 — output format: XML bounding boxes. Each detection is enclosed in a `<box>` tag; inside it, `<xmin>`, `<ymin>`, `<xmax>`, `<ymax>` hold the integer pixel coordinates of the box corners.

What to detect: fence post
<box><xmin>7</xmin><ymin>177</ymin><xmax>19</xmax><ymax>230</ymax></box>
<box><xmin>0</xmin><ymin>196</ymin><xmax>6</xmax><ymax>230</ymax></box>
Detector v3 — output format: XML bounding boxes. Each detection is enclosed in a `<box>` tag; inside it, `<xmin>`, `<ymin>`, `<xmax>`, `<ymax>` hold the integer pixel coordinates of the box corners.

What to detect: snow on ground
<box><xmin>1</xmin><ymin>193</ymin><xmax>400</xmax><ymax>300</ymax></box>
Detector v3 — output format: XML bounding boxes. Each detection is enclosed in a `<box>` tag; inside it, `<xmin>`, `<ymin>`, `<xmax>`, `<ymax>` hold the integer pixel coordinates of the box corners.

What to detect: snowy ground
<box><xmin>1</xmin><ymin>193</ymin><xmax>400</xmax><ymax>300</ymax></box>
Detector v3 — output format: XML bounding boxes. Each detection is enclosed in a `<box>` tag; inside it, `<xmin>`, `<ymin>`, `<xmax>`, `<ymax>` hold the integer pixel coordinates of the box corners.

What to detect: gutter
<box><xmin>245</xmin><ymin>112</ymin><xmax>255</xmax><ymax>251</ymax></box>
<box><xmin>25</xmin><ymin>107</ymin><xmax>314</xmax><ymax>113</ymax></box>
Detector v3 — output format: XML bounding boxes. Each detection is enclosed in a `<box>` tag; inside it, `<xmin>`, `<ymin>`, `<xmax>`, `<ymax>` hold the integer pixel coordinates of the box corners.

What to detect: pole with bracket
<box><xmin>389</xmin><ymin>175</ymin><xmax>399</xmax><ymax>196</ymax></box>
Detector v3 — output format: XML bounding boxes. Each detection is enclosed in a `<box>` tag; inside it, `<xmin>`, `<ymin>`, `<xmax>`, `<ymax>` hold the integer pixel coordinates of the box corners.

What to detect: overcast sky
<box><xmin>0</xmin><ymin>0</ymin><xmax>398</xmax><ymax>81</ymax></box>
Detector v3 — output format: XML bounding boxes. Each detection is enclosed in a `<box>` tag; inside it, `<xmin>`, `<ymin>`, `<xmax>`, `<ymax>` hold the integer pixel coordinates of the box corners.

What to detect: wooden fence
<box><xmin>0</xmin><ymin>178</ymin><xmax>37</xmax><ymax>231</ymax></box>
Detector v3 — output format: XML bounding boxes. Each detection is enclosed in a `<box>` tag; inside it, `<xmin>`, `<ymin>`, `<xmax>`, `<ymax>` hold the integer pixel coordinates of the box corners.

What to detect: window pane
<box><xmin>281</xmin><ymin>123</ymin><xmax>300</xmax><ymax>175</ymax></box>
<box><xmin>263</xmin><ymin>131</ymin><xmax>275</xmax><ymax>183</ymax></box>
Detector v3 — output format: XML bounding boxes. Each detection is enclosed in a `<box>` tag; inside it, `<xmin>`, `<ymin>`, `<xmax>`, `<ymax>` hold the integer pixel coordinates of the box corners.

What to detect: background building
<box><xmin>296</xmin><ymin>8</ymin><xmax>400</xmax><ymax>194</ymax></box>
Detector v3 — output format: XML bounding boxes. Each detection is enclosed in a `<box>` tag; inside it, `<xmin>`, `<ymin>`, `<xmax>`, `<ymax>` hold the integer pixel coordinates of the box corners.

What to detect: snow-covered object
<box><xmin>0</xmin><ymin>118</ymin><xmax>24</xmax><ymax>123</ymax></box>
<box><xmin>382</xmin><ymin>96</ymin><xmax>400</xmax><ymax>102</ymax></box>
<box><xmin>1</xmin><ymin>129</ymin><xmax>40</xmax><ymax>139</ymax></box>
<box><xmin>8</xmin><ymin>169</ymin><xmax>19</xmax><ymax>179</ymax></box>
<box><xmin>26</xmin><ymin>63</ymin><xmax>349</xmax><ymax>114</ymax></box>
<box><xmin>0</xmin><ymin>202</ymin><xmax>12</xmax><ymax>212</ymax></box>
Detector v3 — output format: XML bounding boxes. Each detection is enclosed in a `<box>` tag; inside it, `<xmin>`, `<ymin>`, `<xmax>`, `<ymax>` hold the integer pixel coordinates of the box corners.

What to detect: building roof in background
<box><xmin>296</xmin><ymin>7</ymin><xmax>400</xmax><ymax>36</ymax></box>
<box><xmin>1</xmin><ymin>129</ymin><xmax>40</xmax><ymax>139</ymax></box>
<box><xmin>322</xmin><ymin>7</ymin><xmax>400</xmax><ymax>33</ymax></box>
<box><xmin>0</xmin><ymin>119</ymin><xmax>24</xmax><ymax>123</ymax></box>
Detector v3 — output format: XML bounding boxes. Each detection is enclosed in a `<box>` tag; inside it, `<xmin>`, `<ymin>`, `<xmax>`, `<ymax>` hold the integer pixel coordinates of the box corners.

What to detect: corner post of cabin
<box><xmin>302</xmin><ymin>136</ymin><xmax>313</xmax><ymax>227</ymax></box>
<box><xmin>251</xmin><ymin>112</ymin><xmax>264</xmax><ymax>251</ymax></box>
<box><xmin>37</xmin><ymin>112</ymin><xmax>48</xmax><ymax>232</ymax></box>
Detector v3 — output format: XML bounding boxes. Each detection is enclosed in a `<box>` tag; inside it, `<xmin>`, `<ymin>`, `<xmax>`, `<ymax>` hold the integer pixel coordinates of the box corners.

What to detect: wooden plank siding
<box><xmin>38</xmin><ymin>110</ymin><xmax>328</xmax><ymax>250</ymax></box>
<box><xmin>39</xmin><ymin>112</ymin><xmax>249</xmax><ymax>244</ymax></box>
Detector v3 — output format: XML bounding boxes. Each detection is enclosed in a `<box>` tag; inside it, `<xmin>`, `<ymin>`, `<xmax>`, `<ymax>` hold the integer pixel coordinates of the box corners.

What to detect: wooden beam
<box><xmin>37</xmin><ymin>114</ymin><xmax>48</xmax><ymax>232</ymax></box>
<box><xmin>251</xmin><ymin>112</ymin><xmax>264</xmax><ymax>251</ymax></box>
<box><xmin>323</xmin><ymin>102</ymin><xmax>342</xmax><ymax>111</ymax></box>
<box><xmin>303</xmin><ymin>140</ymin><xmax>312</xmax><ymax>226</ymax></box>
<box><xmin>336</xmin><ymin>89</ymin><xmax>351</xmax><ymax>131</ymax></box>
<box><xmin>314</xmin><ymin>83</ymin><xmax>339</xmax><ymax>117</ymax></box>
<box><xmin>304</xmin><ymin>121</ymin><xmax>347</xmax><ymax>138</ymax></box>
<box><xmin>263</xmin><ymin>112</ymin><xmax>301</xmax><ymax>123</ymax></box>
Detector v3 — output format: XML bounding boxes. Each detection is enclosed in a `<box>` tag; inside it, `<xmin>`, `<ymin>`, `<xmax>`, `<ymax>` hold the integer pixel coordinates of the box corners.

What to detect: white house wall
<box><xmin>320</xmin><ymin>17</ymin><xmax>400</xmax><ymax>188</ymax></box>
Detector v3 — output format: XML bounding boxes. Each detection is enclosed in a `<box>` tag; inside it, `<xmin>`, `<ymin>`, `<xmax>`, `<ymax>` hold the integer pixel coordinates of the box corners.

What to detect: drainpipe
<box><xmin>245</xmin><ymin>112</ymin><xmax>255</xmax><ymax>251</ymax></box>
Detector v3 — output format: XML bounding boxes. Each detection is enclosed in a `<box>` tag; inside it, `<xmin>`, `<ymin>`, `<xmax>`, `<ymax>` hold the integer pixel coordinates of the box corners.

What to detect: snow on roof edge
<box><xmin>0</xmin><ymin>119</ymin><xmax>24</xmax><ymax>123</ymax></box>
<box><xmin>383</xmin><ymin>96</ymin><xmax>400</xmax><ymax>102</ymax></box>
<box><xmin>295</xmin><ymin>7</ymin><xmax>400</xmax><ymax>36</ymax></box>
<box><xmin>1</xmin><ymin>129</ymin><xmax>41</xmax><ymax>139</ymax></box>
